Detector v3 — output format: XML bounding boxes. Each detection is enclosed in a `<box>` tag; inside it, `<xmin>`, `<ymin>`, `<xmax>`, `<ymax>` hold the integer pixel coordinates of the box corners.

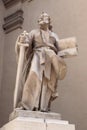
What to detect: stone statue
<box><xmin>14</xmin><ymin>12</ymin><xmax>77</xmax><ymax>112</ymax></box>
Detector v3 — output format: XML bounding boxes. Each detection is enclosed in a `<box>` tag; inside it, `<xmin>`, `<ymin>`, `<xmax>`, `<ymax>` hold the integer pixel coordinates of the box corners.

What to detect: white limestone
<box><xmin>1</xmin><ymin>116</ymin><xmax>75</xmax><ymax>130</ymax></box>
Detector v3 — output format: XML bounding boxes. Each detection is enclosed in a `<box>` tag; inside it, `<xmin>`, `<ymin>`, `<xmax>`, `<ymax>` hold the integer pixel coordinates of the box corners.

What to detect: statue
<box><xmin>14</xmin><ymin>12</ymin><xmax>77</xmax><ymax>112</ymax></box>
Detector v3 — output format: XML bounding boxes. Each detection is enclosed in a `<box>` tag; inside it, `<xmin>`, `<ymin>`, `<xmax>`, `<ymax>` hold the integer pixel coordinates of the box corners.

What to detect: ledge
<box><xmin>3</xmin><ymin>9</ymin><xmax>24</xmax><ymax>34</ymax></box>
<box><xmin>2</xmin><ymin>0</ymin><xmax>32</xmax><ymax>8</ymax></box>
<box><xmin>9</xmin><ymin>110</ymin><xmax>61</xmax><ymax>121</ymax></box>
<box><xmin>2</xmin><ymin>0</ymin><xmax>21</xmax><ymax>8</ymax></box>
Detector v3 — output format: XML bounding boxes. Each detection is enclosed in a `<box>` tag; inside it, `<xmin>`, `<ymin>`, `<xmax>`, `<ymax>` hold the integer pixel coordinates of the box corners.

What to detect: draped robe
<box><xmin>15</xmin><ymin>29</ymin><xmax>67</xmax><ymax>111</ymax></box>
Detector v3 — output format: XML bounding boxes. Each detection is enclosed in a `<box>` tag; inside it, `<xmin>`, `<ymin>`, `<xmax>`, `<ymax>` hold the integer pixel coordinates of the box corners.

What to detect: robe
<box><xmin>15</xmin><ymin>29</ymin><xmax>67</xmax><ymax>111</ymax></box>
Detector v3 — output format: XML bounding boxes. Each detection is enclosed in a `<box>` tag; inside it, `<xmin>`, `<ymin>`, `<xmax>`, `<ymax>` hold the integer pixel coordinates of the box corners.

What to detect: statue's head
<box><xmin>38</xmin><ymin>12</ymin><xmax>52</xmax><ymax>30</ymax></box>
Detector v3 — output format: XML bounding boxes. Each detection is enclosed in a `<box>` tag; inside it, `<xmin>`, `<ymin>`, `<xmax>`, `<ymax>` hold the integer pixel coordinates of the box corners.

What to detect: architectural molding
<box><xmin>3</xmin><ymin>9</ymin><xmax>24</xmax><ymax>34</ymax></box>
<box><xmin>2</xmin><ymin>0</ymin><xmax>33</xmax><ymax>8</ymax></box>
<box><xmin>2</xmin><ymin>0</ymin><xmax>21</xmax><ymax>8</ymax></box>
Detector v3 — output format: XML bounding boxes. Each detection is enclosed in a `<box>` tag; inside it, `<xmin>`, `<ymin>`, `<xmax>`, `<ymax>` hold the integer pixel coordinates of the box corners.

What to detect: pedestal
<box><xmin>9</xmin><ymin>110</ymin><xmax>61</xmax><ymax>121</ymax></box>
<box><xmin>1</xmin><ymin>110</ymin><xmax>75</xmax><ymax>130</ymax></box>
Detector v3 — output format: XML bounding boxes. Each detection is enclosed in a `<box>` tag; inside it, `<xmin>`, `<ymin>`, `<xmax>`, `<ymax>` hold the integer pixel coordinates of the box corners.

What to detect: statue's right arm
<box><xmin>16</xmin><ymin>30</ymin><xmax>34</xmax><ymax>47</ymax></box>
<box><xmin>15</xmin><ymin>30</ymin><xmax>35</xmax><ymax>61</ymax></box>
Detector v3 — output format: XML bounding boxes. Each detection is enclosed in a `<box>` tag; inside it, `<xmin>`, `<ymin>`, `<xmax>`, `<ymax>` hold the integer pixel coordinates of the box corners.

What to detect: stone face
<box><xmin>9</xmin><ymin>110</ymin><xmax>61</xmax><ymax>121</ymax></box>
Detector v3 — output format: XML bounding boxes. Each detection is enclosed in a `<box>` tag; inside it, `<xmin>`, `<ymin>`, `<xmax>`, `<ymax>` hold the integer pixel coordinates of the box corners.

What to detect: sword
<box><xmin>14</xmin><ymin>31</ymin><xmax>29</xmax><ymax>109</ymax></box>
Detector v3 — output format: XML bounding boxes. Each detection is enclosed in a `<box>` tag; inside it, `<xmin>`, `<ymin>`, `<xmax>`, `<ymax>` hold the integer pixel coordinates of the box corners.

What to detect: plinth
<box><xmin>1</xmin><ymin>110</ymin><xmax>75</xmax><ymax>130</ymax></box>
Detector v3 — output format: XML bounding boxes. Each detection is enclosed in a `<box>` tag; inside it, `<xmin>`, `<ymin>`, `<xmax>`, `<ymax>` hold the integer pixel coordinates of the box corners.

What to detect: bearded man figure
<box><xmin>14</xmin><ymin>12</ymin><xmax>67</xmax><ymax>112</ymax></box>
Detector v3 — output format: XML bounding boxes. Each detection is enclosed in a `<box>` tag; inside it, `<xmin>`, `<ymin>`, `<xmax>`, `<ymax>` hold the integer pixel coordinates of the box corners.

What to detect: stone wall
<box><xmin>0</xmin><ymin>0</ymin><xmax>5</xmax><ymax>91</ymax></box>
<box><xmin>0</xmin><ymin>0</ymin><xmax>87</xmax><ymax>130</ymax></box>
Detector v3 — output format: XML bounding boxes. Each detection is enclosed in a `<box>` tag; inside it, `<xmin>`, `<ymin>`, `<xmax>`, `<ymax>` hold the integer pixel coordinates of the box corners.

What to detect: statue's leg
<box><xmin>51</xmin><ymin>55</ymin><xmax>59</xmax><ymax>77</ymax></box>
<box><xmin>40</xmin><ymin>75</ymin><xmax>52</xmax><ymax>112</ymax></box>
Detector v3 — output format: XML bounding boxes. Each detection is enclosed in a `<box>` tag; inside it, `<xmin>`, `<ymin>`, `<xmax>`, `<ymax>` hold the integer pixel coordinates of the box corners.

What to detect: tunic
<box><xmin>16</xmin><ymin>29</ymin><xmax>67</xmax><ymax>111</ymax></box>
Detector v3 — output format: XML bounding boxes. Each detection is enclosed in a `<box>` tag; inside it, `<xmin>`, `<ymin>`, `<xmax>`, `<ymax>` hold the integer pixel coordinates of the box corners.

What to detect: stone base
<box><xmin>9</xmin><ymin>110</ymin><xmax>61</xmax><ymax>121</ymax></box>
<box><xmin>1</xmin><ymin>110</ymin><xmax>75</xmax><ymax>130</ymax></box>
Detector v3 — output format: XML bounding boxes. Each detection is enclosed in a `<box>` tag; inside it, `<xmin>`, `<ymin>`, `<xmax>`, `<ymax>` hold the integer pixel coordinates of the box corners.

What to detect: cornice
<box><xmin>3</xmin><ymin>9</ymin><xmax>24</xmax><ymax>33</ymax></box>
<box><xmin>2</xmin><ymin>0</ymin><xmax>21</xmax><ymax>8</ymax></box>
<box><xmin>2</xmin><ymin>0</ymin><xmax>32</xmax><ymax>8</ymax></box>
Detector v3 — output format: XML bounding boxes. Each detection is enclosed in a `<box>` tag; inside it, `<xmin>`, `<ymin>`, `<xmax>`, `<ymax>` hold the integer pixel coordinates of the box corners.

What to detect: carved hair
<box><xmin>38</xmin><ymin>12</ymin><xmax>53</xmax><ymax>30</ymax></box>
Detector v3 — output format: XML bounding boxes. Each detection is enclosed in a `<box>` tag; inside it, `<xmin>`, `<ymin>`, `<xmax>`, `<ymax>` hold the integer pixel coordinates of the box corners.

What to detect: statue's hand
<box><xmin>17</xmin><ymin>31</ymin><xmax>29</xmax><ymax>47</ymax></box>
<box><xmin>17</xmin><ymin>42</ymin><xmax>29</xmax><ymax>47</ymax></box>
